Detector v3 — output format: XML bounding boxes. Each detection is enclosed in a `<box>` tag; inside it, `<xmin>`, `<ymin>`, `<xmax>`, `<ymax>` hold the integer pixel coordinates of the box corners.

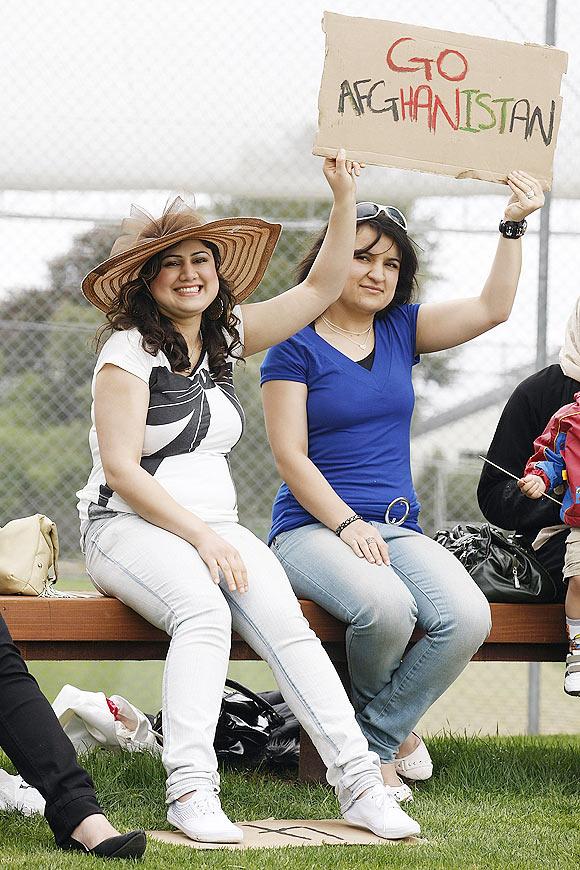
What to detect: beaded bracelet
<box><xmin>334</xmin><ymin>514</ymin><xmax>363</xmax><ymax>538</ymax></box>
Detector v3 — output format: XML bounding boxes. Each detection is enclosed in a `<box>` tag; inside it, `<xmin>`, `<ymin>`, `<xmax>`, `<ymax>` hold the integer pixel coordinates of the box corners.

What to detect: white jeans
<box><xmin>83</xmin><ymin>512</ymin><xmax>382</xmax><ymax>806</ymax></box>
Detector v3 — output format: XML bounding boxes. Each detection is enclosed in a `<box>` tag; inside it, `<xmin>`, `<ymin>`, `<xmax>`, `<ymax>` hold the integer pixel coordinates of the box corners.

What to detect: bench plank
<box><xmin>0</xmin><ymin>596</ymin><xmax>567</xmax><ymax>662</ymax></box>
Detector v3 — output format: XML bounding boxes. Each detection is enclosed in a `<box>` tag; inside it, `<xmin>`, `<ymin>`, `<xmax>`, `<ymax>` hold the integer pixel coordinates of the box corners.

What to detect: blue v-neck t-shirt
<box><xmin>260</xmin><ymin>303</ymin><xmax>423</xmax><ymax>544</ymax></box>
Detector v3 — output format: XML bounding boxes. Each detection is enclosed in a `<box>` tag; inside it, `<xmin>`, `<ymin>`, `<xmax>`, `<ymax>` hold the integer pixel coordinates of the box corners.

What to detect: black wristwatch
<box><xmin>499</xmin><ymin>218</ymin><xmax>527</xmax><ymax>239</ymax></box>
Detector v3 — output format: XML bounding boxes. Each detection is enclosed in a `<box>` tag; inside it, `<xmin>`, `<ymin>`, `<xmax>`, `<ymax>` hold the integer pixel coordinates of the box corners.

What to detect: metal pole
<box><xmin>432</xmin><ymin>463</ymin><xmax>444</xmax><ymax>531</ymax></box>
<box><xmin>528</xmin><ymin>0</ymin><xmax>557</xmax><ymax>736</ymax></box>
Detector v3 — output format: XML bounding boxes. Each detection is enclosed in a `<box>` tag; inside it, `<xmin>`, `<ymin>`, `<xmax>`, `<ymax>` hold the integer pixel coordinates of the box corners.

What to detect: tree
<box><xmin>47</xmin><ymin>224</ymin><xmax>120</xmax><ymax>299</ymax></box>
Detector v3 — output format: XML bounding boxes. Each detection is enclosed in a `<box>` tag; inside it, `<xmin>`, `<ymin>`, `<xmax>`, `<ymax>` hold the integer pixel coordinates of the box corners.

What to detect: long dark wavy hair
<box><xmin>296</xmin><ymin>213</ymin><xmax>420</xmax><ymax>316</ymax></box>
<box><xmin>96</xmin><ymin>240</ymin><xmax>243</xmax><ymax>379</ymax></box>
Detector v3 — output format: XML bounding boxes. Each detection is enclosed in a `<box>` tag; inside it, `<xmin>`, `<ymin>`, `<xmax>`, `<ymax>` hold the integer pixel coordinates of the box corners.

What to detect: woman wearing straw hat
<box><xmin>76</xmin><ymin>151</ymin><xmax>420</xmax><ymax>844</ymax></box>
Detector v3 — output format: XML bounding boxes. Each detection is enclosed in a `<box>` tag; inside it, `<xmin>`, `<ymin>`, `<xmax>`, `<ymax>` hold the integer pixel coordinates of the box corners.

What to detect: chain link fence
<box><xmin>1</xmin><ymin>0</ymin><xmax>579</xmax><ymax>735</ymax></box>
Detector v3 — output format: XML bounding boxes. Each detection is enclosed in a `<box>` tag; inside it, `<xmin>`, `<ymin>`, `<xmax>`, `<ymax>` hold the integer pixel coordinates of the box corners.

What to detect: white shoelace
<box><xmin>173</xmin><ymin>791</ymin><xmax>221</xmax><ymax>819</ymax></box>
<box><xmin>366</xmin><ymin>784</ymin><xmax>400</xmax><ymax>810</ymax></box>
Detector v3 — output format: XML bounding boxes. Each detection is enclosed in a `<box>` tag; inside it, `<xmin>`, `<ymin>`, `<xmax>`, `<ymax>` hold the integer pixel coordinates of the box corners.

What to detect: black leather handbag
<box><xmin>434</xmin><ymin>523</ymin><xmax>560</xmax><ymax>603</ymax></box>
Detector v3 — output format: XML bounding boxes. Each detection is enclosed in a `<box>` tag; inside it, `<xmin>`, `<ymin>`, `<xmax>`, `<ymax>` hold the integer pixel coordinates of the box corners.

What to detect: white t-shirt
<box><xmin>76</xmin><ymin>308</ymin><xmax>245</xmax><ymax>524</ymax></box>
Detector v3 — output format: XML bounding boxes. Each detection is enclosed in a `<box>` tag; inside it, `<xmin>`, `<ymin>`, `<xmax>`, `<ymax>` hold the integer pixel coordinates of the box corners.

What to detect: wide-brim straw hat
<box><xmin>82</xmin><ymin>196</ymin><xmax>282</xmax><ymax>312</ymax></box>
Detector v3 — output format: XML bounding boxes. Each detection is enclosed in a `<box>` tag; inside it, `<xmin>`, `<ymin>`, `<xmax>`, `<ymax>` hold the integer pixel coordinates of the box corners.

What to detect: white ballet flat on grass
<box><xmin>384</xmin><ymin>780</ymin><xmax>414</xmax><ymax>803</ymax></box>
<box><xmin>394</xmin><ymin>734</ymin><xmax>433</xmax><ymax>781</ymax></box>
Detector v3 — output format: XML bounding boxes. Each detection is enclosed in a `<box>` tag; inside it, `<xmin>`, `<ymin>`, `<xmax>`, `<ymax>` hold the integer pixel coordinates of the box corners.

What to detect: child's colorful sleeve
<box><xmin>524</xmin><ymin>414</ymin><xmax>565</xmax><ymax>491</ymax></box>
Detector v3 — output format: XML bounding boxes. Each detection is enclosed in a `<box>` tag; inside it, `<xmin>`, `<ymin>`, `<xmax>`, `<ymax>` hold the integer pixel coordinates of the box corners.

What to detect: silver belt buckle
<box><xmin>384</xmin><ymin>497</ymin><xmax>410</xmax><ymax>526</ymax></box>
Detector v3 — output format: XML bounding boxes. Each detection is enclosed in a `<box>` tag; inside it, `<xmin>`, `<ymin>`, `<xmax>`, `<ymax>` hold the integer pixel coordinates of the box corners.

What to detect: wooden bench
<box><xmin>0</xmin><ymin>595</ymin><xmax>567</xmax><ymax>782</ymax></box>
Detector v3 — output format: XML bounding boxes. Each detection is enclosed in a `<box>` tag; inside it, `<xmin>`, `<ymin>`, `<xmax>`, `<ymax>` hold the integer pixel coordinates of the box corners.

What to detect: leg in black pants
<box><xmin>0</xmin><ymin>613</ymin><xmax>101</xmax><ymax>846</ymax></box>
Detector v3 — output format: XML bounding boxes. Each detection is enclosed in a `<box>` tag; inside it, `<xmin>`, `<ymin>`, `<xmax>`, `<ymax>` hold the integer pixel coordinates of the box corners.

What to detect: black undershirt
<box><xmin>309</xmin><ymin>323</ymin><xmax>375</xmax><ymax>370</ymax></box>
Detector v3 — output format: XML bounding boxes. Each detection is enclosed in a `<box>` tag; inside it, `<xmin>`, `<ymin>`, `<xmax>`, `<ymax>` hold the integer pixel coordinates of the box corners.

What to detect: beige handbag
<box><xmin>0</xmin><ymin>514</ymin><xmax>60</xmax><ymax>596</ymax></box>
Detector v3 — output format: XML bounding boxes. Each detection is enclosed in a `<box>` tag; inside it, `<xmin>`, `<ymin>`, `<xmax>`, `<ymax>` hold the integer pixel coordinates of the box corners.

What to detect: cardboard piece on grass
<box><xmin>313</xmin><ymin>12</ymin><xmax>568</xmax><ymax>190</ymax></box>
<box><xmin>149</xmin><ymin>818</ymin><xmax>420</xmax><ymax>850</ymax></box>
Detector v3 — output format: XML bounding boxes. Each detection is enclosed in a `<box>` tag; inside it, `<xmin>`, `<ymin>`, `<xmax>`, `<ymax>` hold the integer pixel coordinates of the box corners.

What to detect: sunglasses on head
<box><xmin>356</xmin><ymin>202</ymin><xmax>407</xmax><ymax>232</ymax></box>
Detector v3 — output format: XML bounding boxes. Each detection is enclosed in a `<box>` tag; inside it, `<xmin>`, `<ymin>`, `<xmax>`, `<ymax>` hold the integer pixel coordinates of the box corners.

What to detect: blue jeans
<box><xmin>271</xmin><ymin>522</ymin><xmax>491</xmax><ymax>763</ymax></box>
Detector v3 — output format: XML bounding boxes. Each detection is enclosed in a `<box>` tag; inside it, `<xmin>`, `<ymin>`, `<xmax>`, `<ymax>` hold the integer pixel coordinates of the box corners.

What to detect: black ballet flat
<box><xmin>62</xmin><ymin>830</ymin><xmax>147</xmax><ymax>859</ymax></box>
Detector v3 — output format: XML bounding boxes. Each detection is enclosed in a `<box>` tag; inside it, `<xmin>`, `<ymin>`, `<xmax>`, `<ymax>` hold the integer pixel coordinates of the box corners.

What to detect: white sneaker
<box><xmin>167</xmin><ymin>789</ymin><xmax>244</xmax><ymax>843</ymax></box>
<box><xmin>0</xmin><ymin>771</ymin><xmax>45</xmax><ymax>815</ymax></box>
<box><xmin>341</xmin><ymin>784</ymin><xmax>421</xmax><ymax>840</ymax></box>
<box><xmin>395</xmin><ymin>734</ymin><xmax>434</xmax><ymax>781</ymax></box>
<box><xmin>564</xmin><ymin>647</ymin><xmax>580</xmax><ymax>696</ymax></box>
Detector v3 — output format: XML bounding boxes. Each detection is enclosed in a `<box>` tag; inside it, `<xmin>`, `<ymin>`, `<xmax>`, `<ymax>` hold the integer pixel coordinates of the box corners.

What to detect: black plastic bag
<box><xmin>152</xmin><ymin>679</ymin><xmax>299</xmax><ymax>768</ymax></box>
<box><xmin>258</xmin><ymin>690</ymin><xmax>300</xmax><ymax>769</ymax></box>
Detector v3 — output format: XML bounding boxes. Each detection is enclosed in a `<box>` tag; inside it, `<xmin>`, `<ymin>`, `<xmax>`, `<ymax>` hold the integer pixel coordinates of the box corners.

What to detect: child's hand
<box><xmin>517</xmin><ymin>474</ymin><xmax>546</xmax><ymax>499</ymax></box>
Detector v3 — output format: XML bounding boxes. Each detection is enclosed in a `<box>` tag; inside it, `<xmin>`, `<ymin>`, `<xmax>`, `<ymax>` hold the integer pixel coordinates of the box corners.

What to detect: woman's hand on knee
<box><xmin>192</xmin><ymin>529</ymin><xmax>248</xmax><ymax>593</ymax></box>
<box><xmin>339</xmin><ymin>520</ymin><xmax>390</xmax><ymax>565</ymax></box>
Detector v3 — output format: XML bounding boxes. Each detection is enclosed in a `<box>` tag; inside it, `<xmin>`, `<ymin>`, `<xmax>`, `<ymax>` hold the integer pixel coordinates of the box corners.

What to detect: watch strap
<box><xmin>499</xmin><ymin>218</ymin><xmax>527</xmax><ymax>239</ymax></box>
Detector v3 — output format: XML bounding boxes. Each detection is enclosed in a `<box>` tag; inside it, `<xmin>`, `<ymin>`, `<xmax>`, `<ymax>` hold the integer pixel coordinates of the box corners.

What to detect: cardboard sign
<box><xmin>149</xmin><ymin>818</ymin><xmax>420</xmax><ymax>850</ymax></box>
<box><xmin>313</xmin><ymin>13</ymin><xmax>568</xmax><ymax>189</ymax></box>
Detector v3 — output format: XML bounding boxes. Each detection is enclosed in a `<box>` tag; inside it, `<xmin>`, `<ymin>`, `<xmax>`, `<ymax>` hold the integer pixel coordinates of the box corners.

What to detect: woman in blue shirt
<box><xmin>261</xmin><ymin>172</ymin><xmax>544</xmax><ymax>800</ymax></box>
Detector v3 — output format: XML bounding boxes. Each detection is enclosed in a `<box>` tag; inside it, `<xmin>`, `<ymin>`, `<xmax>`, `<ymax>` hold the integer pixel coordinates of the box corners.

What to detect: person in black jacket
<box><xmin>477</xmin><ymin>300</ymin><xmax>580</xmax><ymax>597</ymax></box>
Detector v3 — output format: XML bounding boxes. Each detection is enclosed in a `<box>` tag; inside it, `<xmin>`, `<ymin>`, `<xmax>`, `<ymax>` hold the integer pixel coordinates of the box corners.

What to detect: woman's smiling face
<box><xmin>148</xmin><ymin>238</ymin><xmax>220</xmax><ymax>320</ymax></box>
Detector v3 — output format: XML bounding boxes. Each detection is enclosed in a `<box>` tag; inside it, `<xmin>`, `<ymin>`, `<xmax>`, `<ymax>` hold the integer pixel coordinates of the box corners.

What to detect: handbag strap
<box><xmin>37</xmin><ymin>515</ymin><xmax>74</xmax><ymax>597</ymax></box>
<box><xmin>224</xmin><ymin>679</ymin><xmax>285</xmax><ymax>727</ymax></box>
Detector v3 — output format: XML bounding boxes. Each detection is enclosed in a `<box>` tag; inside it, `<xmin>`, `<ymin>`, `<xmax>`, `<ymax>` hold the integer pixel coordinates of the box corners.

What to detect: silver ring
<box><xmin>365</xmin><ymin>537</ymin><xmax>376</xmax><ymax>544</ymax></box>
<box><xmin>526</xmin><ymin>189</ymin><xmax>534</xmax><ymax>199</ymax></box>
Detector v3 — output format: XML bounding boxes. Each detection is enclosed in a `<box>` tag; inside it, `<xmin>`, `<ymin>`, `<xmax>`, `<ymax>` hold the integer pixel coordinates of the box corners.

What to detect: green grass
<box><xmin>1</xmin><ymin>735</ymin><xmax>579</xmax><ymax>868</ymax></box>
